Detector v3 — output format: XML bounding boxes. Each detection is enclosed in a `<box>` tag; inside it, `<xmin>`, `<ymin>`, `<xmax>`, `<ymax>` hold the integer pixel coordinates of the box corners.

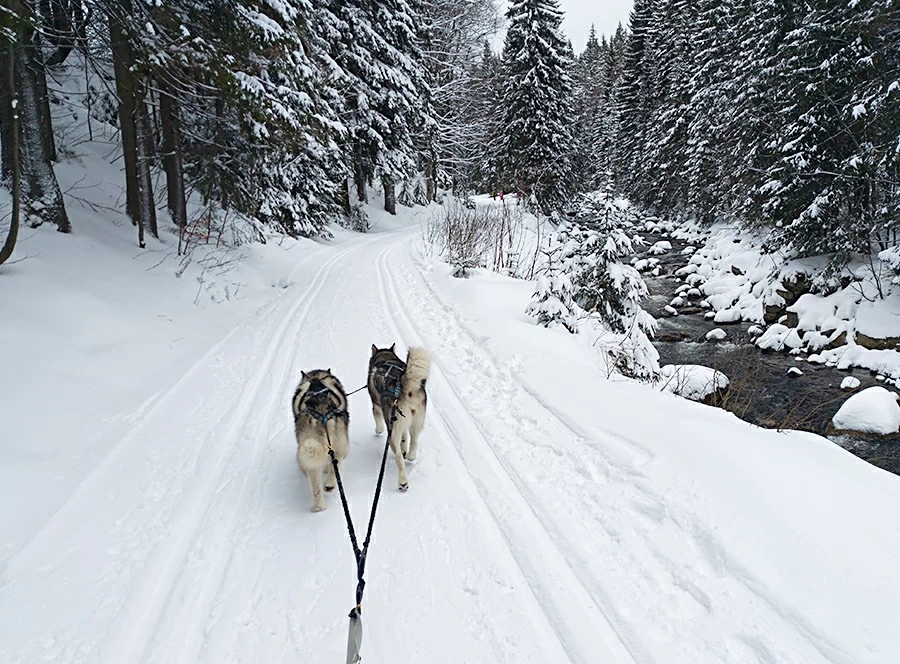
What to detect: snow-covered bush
<box><xmin>527</xmin><ymin>211</ymin><xmax>659</xmax><ymax>380</ymax></box>
<box><xmin>525</xmin><ymin>273</ymin><xmax>577</xmax><ymax>333</ymax></box>
<box><xmin>336</xmin><ymin>203</ymin><xmax>370</xmax><ymax>233</ymax></box>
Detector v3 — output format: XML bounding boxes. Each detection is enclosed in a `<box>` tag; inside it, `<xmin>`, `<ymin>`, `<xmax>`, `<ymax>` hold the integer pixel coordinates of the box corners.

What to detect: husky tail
<box><xmin>402</xmin><ymin>347</ymin><xmax>431</xmax><ymax>390</ymax></box>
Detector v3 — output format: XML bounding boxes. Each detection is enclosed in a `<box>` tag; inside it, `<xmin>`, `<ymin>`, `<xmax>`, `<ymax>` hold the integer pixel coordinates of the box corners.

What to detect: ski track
<box><xmin>374</xmin><ymin>241</ymin><xmax>638</xmax><ymax>664</ymax></box>
<box><xmin>0</xmin><ymin>240</ymin><xmax>360</xmax><ymax>663</ymax></box>
<box><xmin>383</xmin><ymin>238</ymin><xmax>848</xmax><ymax>664</ymax></box>
<box><xmin>0</xmin><ymin>241</ymin><xmax>327</xmax><ymax>574</ymax></box>
<box><xmin>116</xmin><ymin>241</ymin><xmax>364</xmax><ymax>663</ymax></box>
<box><xmin>0</xmin><ymin>227</ymin><xmax>866</xmax><ymax>663</ymax></box>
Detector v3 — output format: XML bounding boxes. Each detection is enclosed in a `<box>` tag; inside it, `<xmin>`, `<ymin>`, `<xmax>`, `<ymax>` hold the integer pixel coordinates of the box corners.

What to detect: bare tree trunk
<box><xmin>109</xmin><ymin>2</ymin><xmax>154</xmax><ymax>245</ymax></box>
<box><xmin>109</xmin><ymin>10</ymin><xmax>138</xmax><ymax>224</ymax></box>
<box><xmin>6</xmin><ymin>0</ymin><xmax>70</xmax><ymax>232</ymax></box>
<box><xmin>425</xmin><ymin>152</ymin><xmax>436</xmax><ymax>202</ymax></box>
<box><xmin>0</xmin><ymin>45</ymin><xmax>20</xmax><ymax>266</ymax></box>
<box><xmin>340</xmin><ymin>176</ymin><xmax>352</xmax><ymax>216</ymax></box>
<box><xmin>354</xmin><ymin>155</ymin><xmax>368</xmax><ymax>203</ymax></box>
<box><xmin>29</xmin><ymin>17</ymin><xmax>57</xmax><ymax>164</ymax></box>
<box><xmin>159</xmin><ymin>80</ymin><xmax>187</xmax><ymax>227</ymax></box>
<box><xmin>382</xmin><ymin>175</ymin><xmax>396</xmax><ymax>215</ymax></box>
<box><xmin>0</xmin><ymin>49</ymin><xmax>11</xmax><ymax>182</ymax></box>
<box><xmin>135</xmin><ymin>93</ymin><xmax>158</xmax><ymax>238</ymax></box>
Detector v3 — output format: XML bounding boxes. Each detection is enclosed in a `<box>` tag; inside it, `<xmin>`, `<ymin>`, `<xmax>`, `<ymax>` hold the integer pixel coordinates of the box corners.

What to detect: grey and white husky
<box><xmin>291</xmin><ymin>369</ymin><xmax>350</xmax><ymax>512</ymax></box>
<box><xmin>367</xmin><ymin>344</ymin><xmax>431</xmax><ymax>491</ymax></box>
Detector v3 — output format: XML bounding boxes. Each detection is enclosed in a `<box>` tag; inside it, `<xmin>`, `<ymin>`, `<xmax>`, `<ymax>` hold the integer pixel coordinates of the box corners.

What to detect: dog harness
<box><xmin>301</xmin><ymin>379</ymin><xmax>345</xmax><ymax>424</ymax></box>
<box><xmin>372</xmin><ymin>361</ymin><xmax>405</xmax><ymax>400</ymax></box>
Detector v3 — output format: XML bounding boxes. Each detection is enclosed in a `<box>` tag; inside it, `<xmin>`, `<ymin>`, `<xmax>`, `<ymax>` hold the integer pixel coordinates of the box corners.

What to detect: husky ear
<box><xmin>301</xmin><ymin>371</ymin><xmax>309</xmax><ymax>381</ymax></box>
<box><xmin>390</xmin><ymin>343</ymin><xmax>396</xmax><ymax>352</ymax></box>
<box><xmin>371</xmin><ymin>344</ymin><xmax>378</xmax><ymax>356</ymax></box>
<box><xmin>326</xmin><ymin>367</ymin><xmax>332</xmax><ymax>374</ymax></box>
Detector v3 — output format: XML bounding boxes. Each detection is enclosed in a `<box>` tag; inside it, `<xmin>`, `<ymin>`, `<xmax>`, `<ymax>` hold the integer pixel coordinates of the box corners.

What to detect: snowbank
<box><xmin>832</xmin><ymin>387</ymin><xmax>900</xmax><ymax>435</ymax></box>
<box><xmin>412</xmin><ymin>247</ymin><xmax>900</xmax><ymax>663</ymax></box>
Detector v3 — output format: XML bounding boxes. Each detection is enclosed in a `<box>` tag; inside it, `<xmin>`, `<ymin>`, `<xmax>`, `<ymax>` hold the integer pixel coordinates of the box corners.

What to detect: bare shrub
<box><xmin>424</xmin><ymin>199</ymin><xmax>531</xmax><ymax>277</ymax></box>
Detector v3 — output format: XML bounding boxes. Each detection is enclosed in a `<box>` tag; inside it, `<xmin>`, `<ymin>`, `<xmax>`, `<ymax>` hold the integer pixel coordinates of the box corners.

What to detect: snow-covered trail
<box><xmin>0</xmin><ymin>228</ymin><xmax>574</xmax><ymax>663</ymax></box>
<box><xmin>2</xmin><ymin>225</ymin><xmax>899</xmax><ymax>664</ymax></box>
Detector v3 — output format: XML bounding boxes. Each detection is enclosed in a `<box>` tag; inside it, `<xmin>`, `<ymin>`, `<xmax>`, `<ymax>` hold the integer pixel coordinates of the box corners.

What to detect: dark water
<box><xmin>640</xmin><ymin>233</ymin><xmax>900</xmax><ymax>476</ymax></box>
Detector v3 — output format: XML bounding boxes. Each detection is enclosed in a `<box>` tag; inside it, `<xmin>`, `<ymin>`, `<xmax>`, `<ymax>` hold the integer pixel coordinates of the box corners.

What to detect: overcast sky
<box><xmin>495</xmin><ymin>1</ymin><xmax>634</xmax><ymax>54</ymax></box>
<box><xmin>559</xmin><ymin>0</ymin><xmax>633</xmax><ymax>52</ymax></box>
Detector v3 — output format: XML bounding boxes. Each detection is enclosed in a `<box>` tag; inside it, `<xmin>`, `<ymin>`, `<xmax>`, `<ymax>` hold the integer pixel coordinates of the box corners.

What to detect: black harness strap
<box><xmin>303</xmin><ymin>365</ymin><xmax>406</xmax><ymax>661</ymax></box>
<box><xmin>321</xmin><ymin>391</ymin><xmax>400</xmax><ymax>609</ymax></box>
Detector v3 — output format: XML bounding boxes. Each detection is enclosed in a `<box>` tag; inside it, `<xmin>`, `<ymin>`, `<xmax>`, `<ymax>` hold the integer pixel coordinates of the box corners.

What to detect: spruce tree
<box><xmin>751</xmin><ymin>0</ymin><xmax>900</xmax><ymax>264</ymax></box>
<box><xmin>326</xmin><ymin>0</ymin><xmax>431</xmax><ymax>213</ymax></box>
<box><xmin>499</xmin><ymin>0</ymin><xmax>575</xmax><ymax>211</ymax></box>
<box><xmin>572</xmin><ymin>26</ymin><xmax>605</xmax><ymax>191</ymax></box>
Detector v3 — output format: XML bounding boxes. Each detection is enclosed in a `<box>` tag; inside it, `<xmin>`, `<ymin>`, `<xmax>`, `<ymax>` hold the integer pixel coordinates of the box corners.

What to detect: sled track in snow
<box><xmin>375</xmin><ymin>239</ymin><xmax>639</xmax><ymax>664</ymax></box>
<box><xmin>2</xmin><ymin>244</ymin><xmax>329</xmax><ymax>574</ymax></box>
<box><xmin>391</xmin><ymin>238</ymin><xmax>852</xmax><ymax>664</ymax></box>
<box><xmin>106</xmin><ymin>241</ymin><xmax>365</xmax><ymax>663</ymax></box>
<box><xmin>2</xmin><ymin>242</ymin><xmax>361</xmax><ymax>664</ymax></box>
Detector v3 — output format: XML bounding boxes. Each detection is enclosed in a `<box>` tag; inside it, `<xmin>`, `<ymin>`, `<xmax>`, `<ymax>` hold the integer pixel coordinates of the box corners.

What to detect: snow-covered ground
<box><xmin>3</xmin><ymin>193</ymin><xmax>900</xmax><ymax>663</ymax></box>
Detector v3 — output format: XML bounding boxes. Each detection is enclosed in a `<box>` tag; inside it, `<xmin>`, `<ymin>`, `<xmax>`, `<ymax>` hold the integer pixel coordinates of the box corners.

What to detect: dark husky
<box><xmin>367</xmin><ymin>344</ymin><xmax>431</xmax><ymax>491</ymax></box>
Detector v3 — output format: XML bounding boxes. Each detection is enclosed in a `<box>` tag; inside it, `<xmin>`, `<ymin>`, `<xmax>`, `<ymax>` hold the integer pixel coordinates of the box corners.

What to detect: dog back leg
<box><xmin>324</xmin><ymin>459</ymin><xmax>337</xmax><ymax>492</ymax></box>
<box><xmin>372</xmin><ymin>404</ymin><xmax>385</xmax><ymax>435</ymax></box>
<box><xmin>389</xmin><ymin>425</ymin><xmax>409</xmax><ymax>491</ymax></box>
<box><xmin>407</xmin><ymin>409</ymin><xmax>425</xmax><ymax>461</ymax></box>
<box><xmin>400</xmin><ymin>430</ymin><xmax>410</xmax><ymax>457</ymax></box>
<box><xmin>307</xmin><ymin>466</ymin><xmax>327</xmax><ymax>512</ymax></box>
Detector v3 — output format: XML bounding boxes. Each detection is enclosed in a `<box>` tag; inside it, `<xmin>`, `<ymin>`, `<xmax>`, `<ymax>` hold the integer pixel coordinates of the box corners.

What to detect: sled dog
<box><xmin>291</xmin><ymin>369</ymin><xmax>350</xmax><ymax>512</ymax></box>
<box><xmin>368</xmin><ymin>344</ymin><xmax>431</xmax><ymax>491</ymax></box>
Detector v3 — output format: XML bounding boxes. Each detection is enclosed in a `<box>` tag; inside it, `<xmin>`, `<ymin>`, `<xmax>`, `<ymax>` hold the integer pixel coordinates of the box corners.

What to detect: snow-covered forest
<box><xmin>2</xmin><ymin>0</ymin><xmax>900</xmax><ymax>662</ymax></box>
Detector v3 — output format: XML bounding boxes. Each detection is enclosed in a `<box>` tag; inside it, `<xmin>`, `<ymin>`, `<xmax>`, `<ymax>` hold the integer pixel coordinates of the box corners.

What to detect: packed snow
<box><xmin>706</xmin><ymin>328</ymin><xmax>727</xmax><ymax>341</ymax></box>
<box><xmin>831</xmin><ymin>386</ymin><xmax>900</xmax><ymax>435</ymax></box>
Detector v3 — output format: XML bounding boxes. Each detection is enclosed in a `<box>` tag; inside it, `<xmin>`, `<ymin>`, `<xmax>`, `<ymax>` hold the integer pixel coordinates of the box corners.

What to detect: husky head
<box><xmin>369</xmin><ymin>343</ymin><xmax>399</xmax><ymax>369</ymax></box>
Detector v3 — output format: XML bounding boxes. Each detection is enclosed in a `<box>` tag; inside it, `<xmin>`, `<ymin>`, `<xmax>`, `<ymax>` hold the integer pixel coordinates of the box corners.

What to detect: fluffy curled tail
<box><xmin>402</xmin><ymin>347</ymin><xmax>431</xmax><ymax>390</ymax></box>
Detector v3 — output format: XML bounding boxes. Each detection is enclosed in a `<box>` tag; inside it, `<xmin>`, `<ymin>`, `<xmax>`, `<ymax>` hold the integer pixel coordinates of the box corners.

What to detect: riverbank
<box><xmin>635</xmin><ymin>225</ymin><xmax>900</xmax><ymax>476</ymax></box>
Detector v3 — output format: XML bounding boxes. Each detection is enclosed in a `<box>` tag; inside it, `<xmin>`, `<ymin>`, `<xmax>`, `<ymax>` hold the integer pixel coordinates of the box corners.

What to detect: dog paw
<box><xmin>311</xmin><ymin>503</ymin><xmax>327</xmax><ymax>512</ymax></box>
<box><xmin>405</xmin><ymin>452</ymin><xmax>417</xmax><ymax>462</ymax></box>
<box><xmin>375</xmin><ymin>427</ymin><xmax>384</xmax><ymax>435</ymax></box>
<box><xmin>398</xmin><ymin>483</ymin><xmax>409</xmax><ymax>492</ymax></box>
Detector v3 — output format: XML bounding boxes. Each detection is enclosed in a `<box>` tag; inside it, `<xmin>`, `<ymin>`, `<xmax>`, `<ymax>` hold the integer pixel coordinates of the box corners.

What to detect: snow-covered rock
<box><xmin>713</xmin><ymin>308</ymin><xmax>742</xmax><ymax>324</ymax></box>
<box><xmin>841</xmin><ymin>376</ymin><xmax>861</xmax><ymax>391</ymax></box>
<box><xmin>706</xmin><ymin>328</ymin><xmax>727</xmax><ymax>342</ymax></box>
<box><xmin>748</xmin><ymin>325</ymin><xmax>763</xmax><ymax>336</ymax></box>
<box><xmin>659</xmin><ymin>365</ymin><xmax>729</xmax><ymax>402</ymax></box>
<box><xmin>787</xmin><ymin>367</ymin><xmax>803</xmax><ymax>377</ymax></box>
<box><xmin>648</xmin><ymin>240</ymin><xmax>672</xmax><ymax>256</ymax></box>
<box><xmin>855</xmin><ymin>293</ymin><xmax>900</xmax><ymax>350</ymax></box>
<box><xmin>670</xmin><ymin>296</ymin><xmax>685</xmax><ymax>307</ymax></box>
<box><xmin>756</xmin><ymin>324</ymin><xmax>803</xmax><ymax>351</ymax></box>
<box><xmin>831</xmin><ymin>386</ymin><xmax>900</xmax><ymax>436</ymax></box>
<box><xmin>664</xmin><ymin>305</ymin><xmax>678</xmax><ymax>316</ymax></box>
